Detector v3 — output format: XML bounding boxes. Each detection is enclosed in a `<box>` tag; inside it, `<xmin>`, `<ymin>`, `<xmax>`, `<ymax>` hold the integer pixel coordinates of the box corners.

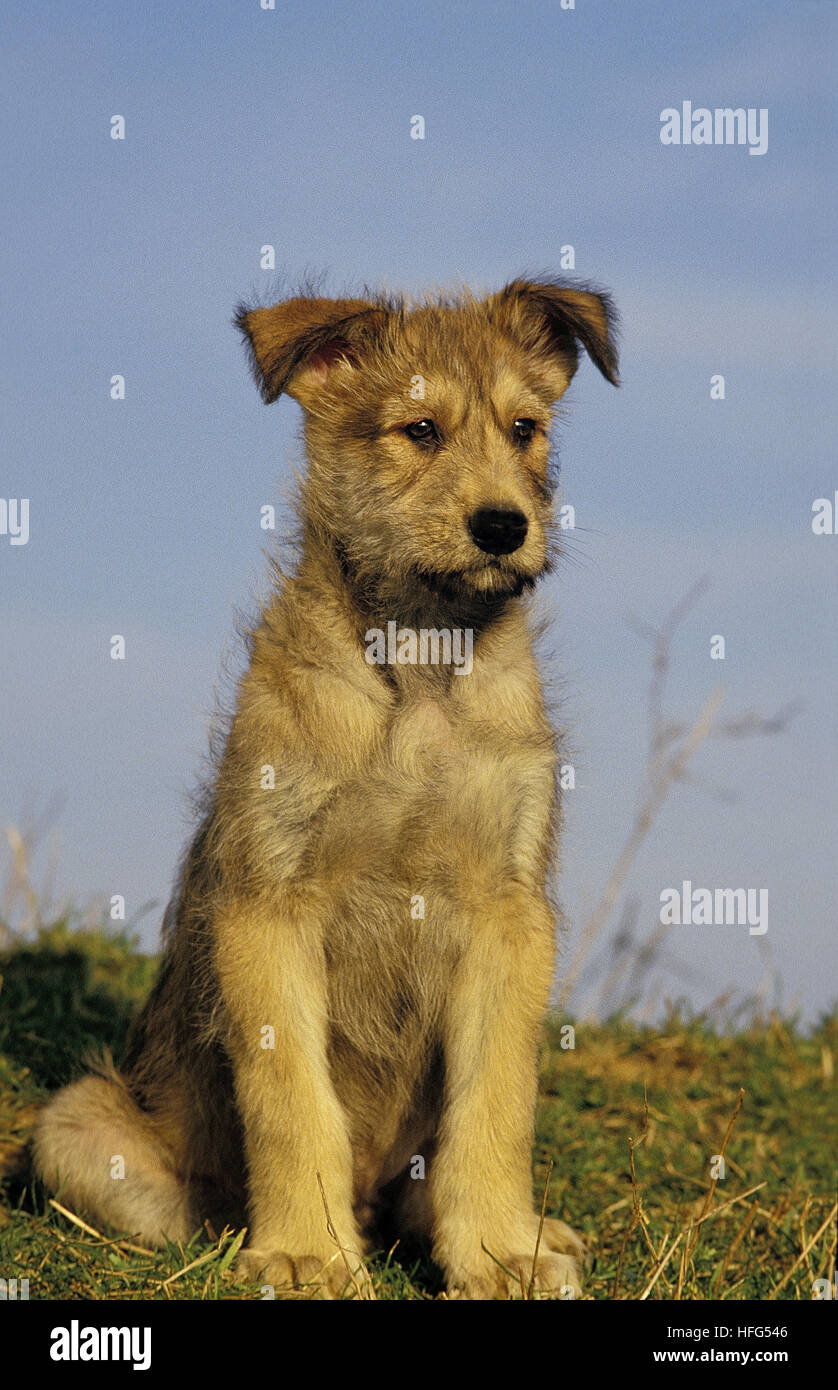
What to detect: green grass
<box><xmin>1</xmin><ymin>917</ymin><xmax>835</xmax><ymax>1300</ymax></box>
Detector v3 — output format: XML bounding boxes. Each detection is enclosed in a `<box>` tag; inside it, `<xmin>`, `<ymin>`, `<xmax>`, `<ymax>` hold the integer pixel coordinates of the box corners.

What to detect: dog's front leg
<box><xmin>214</xmin><ymin>897</ymin><xmax>365</xmax><ymax>1298</ymax></box>
<box><xmin>431</xmin><ymin>889</ymin><xmax>584</xmax><ymax>1299</ymax></box>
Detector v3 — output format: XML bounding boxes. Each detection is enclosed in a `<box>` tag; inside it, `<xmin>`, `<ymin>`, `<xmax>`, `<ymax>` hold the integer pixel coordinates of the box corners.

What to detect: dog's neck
<box><xmin>274</xmin><ymin>524</ymin><xmax>527</xmax><ymax>696</ymax></box>
<box><xmin>325</xmin><ymin>531</ymin><xmax>513</xmax><ymax>634</ymax></box>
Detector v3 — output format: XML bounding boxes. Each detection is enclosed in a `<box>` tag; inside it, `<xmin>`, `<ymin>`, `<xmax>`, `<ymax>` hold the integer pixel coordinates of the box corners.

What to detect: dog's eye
<box><xmin>404</xmin><ymin>419</ymin><xmax>439</xmax><ymax>444</ymax></box>
<box><xmin>512</xmin><ymin>418</ymin><xmax>538</xmax><ymax>444</ymax></box>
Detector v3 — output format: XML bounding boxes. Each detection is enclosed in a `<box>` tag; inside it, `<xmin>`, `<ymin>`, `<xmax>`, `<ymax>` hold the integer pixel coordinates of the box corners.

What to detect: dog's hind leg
<box><xmin>33</xmin><ymin>1068</ymin><xmax>196</xmax><ymax>1246</ymax></box>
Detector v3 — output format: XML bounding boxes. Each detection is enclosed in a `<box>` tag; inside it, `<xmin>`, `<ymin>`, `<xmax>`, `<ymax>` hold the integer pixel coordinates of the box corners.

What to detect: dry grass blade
<box><xmin>612</xmin><ymin>1213</ymin><xmax>636</xmax><ymax>1301</ymax></box>
<box><xmin>694</xmin><ymin>1181</ymin><xmax>766</xmax><ymax>1230</ymax></box>
<box><xmin>688</xmin><ymin>1089</ymin><xmax>744</xmax><ymax>1252</ymax></box>
<box><xmin>712</xmin><ymin>1199</ymin><xmax>760</xmax><ymax>1295</ymax></box>
<box><xmin>768</xmin><ymin>1201</ymin><xmax>838</xmax><ymax>1300</ymax></box>
<box><xmin>3</xmin><ymin>824</ymin><xmax>40</xmax><ymax>940</ymax></box>
<box><xmin>316</xmin><ymin>1170</ymin><xmax>375</xmax><ymax>1300</ymax></box>
<box><xmin>527</xmin><ymin>1157</ymin><xmax>554</xmax><ymax>1299</ymax></box>
<box><xmin>639</xmin><ymin>1232</ymin><xmax>682</xmax><ymax>1300</ymax></box>
<box><xmin>49</xmin><ymin>1198</ymin><xmax>155</xmax><ymax>1257</ymax></box>
<box><xmin>613</xmin><ymin>1107</ymin><xmax>651</xmax><ymax>1299</ymax></box>
<box><xmin>676</xmin><ymin>1087</ymin><xmax>745</xmax><ymax>1298</ymax></box>
<box><xmin>159</xmin><ymin>1227</ymin><xmax>246</xmax><ymax>1288</ymax></box>
<box><xmin>161</xmin><ymin>1245</ymin><xmax>223</xmax><ymax>1288</ymax></box>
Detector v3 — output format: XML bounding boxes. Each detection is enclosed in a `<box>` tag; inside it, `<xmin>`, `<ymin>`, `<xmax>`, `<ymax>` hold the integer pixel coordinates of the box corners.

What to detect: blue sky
<box><xmin>2</xmin><ymin>0</ymin><xmax>836</xmax><ymax>1020</ymax></box>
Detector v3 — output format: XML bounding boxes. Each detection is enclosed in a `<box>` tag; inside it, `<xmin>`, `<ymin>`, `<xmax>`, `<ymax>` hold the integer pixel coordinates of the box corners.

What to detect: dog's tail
<box><xmin>33</xmin><ymin>1061</ymin><xmax>195</xmax><ymax>1246</ymax></box>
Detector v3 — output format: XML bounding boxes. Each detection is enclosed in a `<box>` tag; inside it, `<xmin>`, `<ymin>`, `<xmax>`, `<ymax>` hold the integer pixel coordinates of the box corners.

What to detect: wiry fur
<box><xmin>34</xmin><ymin>277</ymin><xmax>619</xmax><ymax>1298</ymax></box>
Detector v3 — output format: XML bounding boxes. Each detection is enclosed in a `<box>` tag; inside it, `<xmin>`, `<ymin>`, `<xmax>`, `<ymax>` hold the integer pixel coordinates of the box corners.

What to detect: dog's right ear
<box><xmin>235</xmin><ymin>296</ymin><xmax>385</xmax><ymax>407</ymax></box>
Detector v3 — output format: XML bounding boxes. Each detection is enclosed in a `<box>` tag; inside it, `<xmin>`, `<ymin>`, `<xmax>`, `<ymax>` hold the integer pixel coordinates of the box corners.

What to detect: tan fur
<box><xmin>33</xmin><ymin>277</ymin><xmax>618</xmax><ymax>1298</ymax></box>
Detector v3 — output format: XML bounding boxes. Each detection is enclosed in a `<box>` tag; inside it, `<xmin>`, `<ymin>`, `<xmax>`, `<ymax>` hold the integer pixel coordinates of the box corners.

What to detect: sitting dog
<box><xmin>34</xmin><ymin>277</ymin><xmax>618</xmax><ymax>1298</ymax></box>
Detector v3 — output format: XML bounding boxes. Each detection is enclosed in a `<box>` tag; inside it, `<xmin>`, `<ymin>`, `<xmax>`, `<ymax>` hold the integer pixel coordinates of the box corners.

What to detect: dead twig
<box><xmin>560</xmin><ymin>684</ymin><xmax>726</xmax><ymax>1010</ymax></box>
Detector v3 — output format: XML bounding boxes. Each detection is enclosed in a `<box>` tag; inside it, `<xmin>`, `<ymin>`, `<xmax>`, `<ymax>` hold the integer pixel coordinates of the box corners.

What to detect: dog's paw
<box><xmin>442</xmin><ymin>1227</ymin><xmax>585</xmax><ymax>1301</ymax></box>
<box><xmin>539</xmin><ymin>1215</ymin><xmax>589</xmax><ymax>1264</ymax></box>
<box><xmin>237</xmin><ymin>1247</ymin><xmax>371</xmax><ymax>1299</ymax></box>
<box><xmin>446</xmin><ymin>1249</ymin><xmax>582</xmax><ymax>1300</ymax></box>
<box><xmin>513</xmin><ymin>1249</ymin><xmax>583</xmax><ymax>1299</ymax></box>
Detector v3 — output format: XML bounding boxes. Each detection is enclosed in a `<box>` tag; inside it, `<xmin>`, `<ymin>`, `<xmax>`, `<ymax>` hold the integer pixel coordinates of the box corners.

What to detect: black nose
<box><xmin>467</xmin><ymin>507</ymin><xmax>529</xmax><ymax>556</ymax></box>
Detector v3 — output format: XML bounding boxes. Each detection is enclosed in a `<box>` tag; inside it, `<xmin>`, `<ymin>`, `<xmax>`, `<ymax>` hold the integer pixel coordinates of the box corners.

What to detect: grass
<box><xmin>0</xmin><ymin>915</ymin><xmax>835</xmax><ymax>1300</ymax></box>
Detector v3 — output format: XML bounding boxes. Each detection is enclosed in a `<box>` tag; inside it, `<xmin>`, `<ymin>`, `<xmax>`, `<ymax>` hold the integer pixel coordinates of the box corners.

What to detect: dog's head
<box><xmin>236</xmin><ymin>279</ymin><xmax>618</xmax><ymax>603</ymax></box>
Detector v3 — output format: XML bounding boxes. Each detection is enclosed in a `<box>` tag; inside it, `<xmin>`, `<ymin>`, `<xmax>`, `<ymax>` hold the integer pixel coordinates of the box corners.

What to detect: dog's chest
<box><xmin>310</xmin><ymin>686</ymin><xmax>554</xmax><ymax>910</ymax></box>
<box><xmin>306</xmin><ymin>681</ymin><xmax>555</xmax><ymax>1064</ymax></box>
<box><xmin>388</xmin><ymin>692</ymin><xmax>458</xmax><ymax>765</ymax></box>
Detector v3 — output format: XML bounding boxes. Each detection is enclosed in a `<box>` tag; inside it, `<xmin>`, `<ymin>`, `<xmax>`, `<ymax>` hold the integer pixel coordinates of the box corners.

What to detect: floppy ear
<box><xmin>489</xmin><ymin>279</ymin><xmax>619</xmax><ymax>393</ymax></box>
<box><xmin>234</xmin><ymin>296</ymin><xmax>385</xmax><ymax>407</ymax></box>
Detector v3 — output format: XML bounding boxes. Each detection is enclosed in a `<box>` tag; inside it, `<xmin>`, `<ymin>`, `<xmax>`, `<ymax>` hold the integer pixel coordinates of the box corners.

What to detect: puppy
<box><xmin>34</xmin><ymin>278</ymin><xmax>618</xmax><ymax>1298</ymax></box>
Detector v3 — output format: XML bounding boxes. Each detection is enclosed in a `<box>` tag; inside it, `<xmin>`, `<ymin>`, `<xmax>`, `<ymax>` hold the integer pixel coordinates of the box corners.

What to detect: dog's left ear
<box><xmin>488</xmin><ymin>279</ymin><xmax>619</xmax><ymax>393</ymax></box>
